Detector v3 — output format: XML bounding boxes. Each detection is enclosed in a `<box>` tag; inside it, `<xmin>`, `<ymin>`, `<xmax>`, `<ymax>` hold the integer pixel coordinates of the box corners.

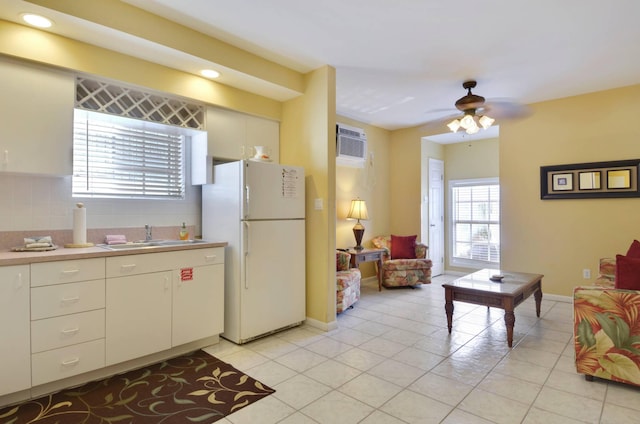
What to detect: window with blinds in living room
<box><xmin>450</xmin><ymin>178</ymin><xmax>500</xmax><ymax>267</ymax></box>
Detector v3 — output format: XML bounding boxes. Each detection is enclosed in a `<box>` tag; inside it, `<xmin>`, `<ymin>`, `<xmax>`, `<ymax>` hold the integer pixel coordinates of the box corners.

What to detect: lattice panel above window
<box><xmin>75</xmin><ymin>77</ymin><xmax>204</xmax><ymax>129</ymax></box>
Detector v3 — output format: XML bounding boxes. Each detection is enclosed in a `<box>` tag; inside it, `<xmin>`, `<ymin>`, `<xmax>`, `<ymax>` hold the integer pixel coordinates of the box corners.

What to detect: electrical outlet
<box><xmin>583</xmin><ymin>269</ymin><xmax>591</xmax><ymax>279</ymax></box>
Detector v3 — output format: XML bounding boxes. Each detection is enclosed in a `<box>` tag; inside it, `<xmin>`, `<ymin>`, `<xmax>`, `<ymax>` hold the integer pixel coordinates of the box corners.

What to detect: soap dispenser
<box><xmin>179</xmin><ymin>222</ymin><xmax>189</xmax><ymax>240</ymax></box>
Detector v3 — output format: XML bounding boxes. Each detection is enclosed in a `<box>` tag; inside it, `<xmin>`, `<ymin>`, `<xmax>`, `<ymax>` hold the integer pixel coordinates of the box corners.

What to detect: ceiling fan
<box><xmin>443</xmin><ymin>80</ymin><xmax>529</xmax><ymax>135</ymax></box>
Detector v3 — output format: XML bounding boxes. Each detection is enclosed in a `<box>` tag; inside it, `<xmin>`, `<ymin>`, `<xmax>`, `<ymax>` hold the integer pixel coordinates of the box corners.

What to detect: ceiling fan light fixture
<box><xmin>479</xmin><ymin>115</ymin><xmax>495</xmax><ymax>129</ymax></box>
<box><xmin>447</xmin><ymin>119</ymin><xmax>461</xmax><ymax>132</ymax></box>
<box><xmin>465</xmin><ymin>122</ymin><xmax>480</xmax><ymax>134</ymax></box>
<box><xmin>460</xmin><ymin>114</ymin><xmax>475</xmax><ymax>130</ymax></box>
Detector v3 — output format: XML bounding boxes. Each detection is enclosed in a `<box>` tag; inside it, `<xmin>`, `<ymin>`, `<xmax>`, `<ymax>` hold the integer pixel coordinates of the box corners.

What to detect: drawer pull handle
<box><xmin>62</xmin><ymin>269</ymin><xmax>80</xmax><ymax>275</ymax></box>
<box><xmin>61</xmin><ymin>296</ymin><xmax>80</xmax><ymax>303</ymax></box>
<box><xmin>120</xmin><ymin>264</ymin><xmax>137</xmax><ymax>271</ymax></box>
<box><xmin>61</xmin><ymin>357</ymin><xmax>80</xmax><ymax>367</ymax></box>
<box><xmin>61</xmin><ymin>327</ymin><xmax>80</xmax><ymax>335</ymax></box>
<box><xmin>205</xmin><ymin>255</ymin><xmax>217</xmax><ymax>261</ymax></box>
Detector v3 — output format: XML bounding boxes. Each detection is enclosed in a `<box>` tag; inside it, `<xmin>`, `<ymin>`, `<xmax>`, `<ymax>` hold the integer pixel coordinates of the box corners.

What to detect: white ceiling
<box><xmin>3</xmin><ymin>0</ymin><xmax>640</xmax><ymax>136</ymax></box>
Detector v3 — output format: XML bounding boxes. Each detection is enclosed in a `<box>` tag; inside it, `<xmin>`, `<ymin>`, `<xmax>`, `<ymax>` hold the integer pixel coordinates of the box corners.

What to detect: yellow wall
<box><xmin>335</xmin><ymin>117</ymin><xmax>391</xmax><ymax>277</ymax></box>
<box><xmin>281</xmin><ymin>66</ymin><xmax>337</xmax><ymax>323</ymax></box>
<box><xmin>500</xmin><ymin>85</ymin><xmax>640</xmax><ymax>296</ymax></box>
<box><xmin>444</xmin><ymin>138</ymin><xmax>499</xmax><ymax>180</ymax></box>
<box><xmin>389</xmin><ymin>126</ymin><xmax>428</xmax><ymax>236</ymax></box>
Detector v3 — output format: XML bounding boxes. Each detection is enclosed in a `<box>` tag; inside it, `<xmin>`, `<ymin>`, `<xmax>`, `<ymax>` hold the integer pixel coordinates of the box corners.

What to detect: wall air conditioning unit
<box><xmin>336</xmin><ymin>123</ymin><xmax>367</xmax><ymax>167</ymax></box>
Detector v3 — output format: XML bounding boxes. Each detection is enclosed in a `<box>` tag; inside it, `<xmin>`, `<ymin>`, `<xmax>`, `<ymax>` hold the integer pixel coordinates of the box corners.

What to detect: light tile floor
<box><xmin>204</xmin><ymin>274</ymin><xmax>640</xmax><ymax>424</ymax></box>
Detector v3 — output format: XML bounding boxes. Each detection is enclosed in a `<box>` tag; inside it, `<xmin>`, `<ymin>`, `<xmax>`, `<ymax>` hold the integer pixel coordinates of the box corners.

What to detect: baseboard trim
<box><xmin>543</xmin><ymin>293</ymin><xmax>572</xmax><ymax>303</ymax></box>
<box><xmin>305</xmin><ymin>316</ymin><xmax>338</xmax><ymax>332</ymax></box>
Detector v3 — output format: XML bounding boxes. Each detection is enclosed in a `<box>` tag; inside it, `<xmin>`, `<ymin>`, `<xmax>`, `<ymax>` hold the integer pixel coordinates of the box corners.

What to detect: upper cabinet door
<box><xmin>206</xmin><ymin>106</ymin><xmax>279</xmax><ymax>163</ymax></box>
<box><xmin>0</xmin><ymin>58</ymin><xmax>74</xmax><ymax>176</ymax></box>
<box><xmin>206</xmin><ymin>107</ymin><xmax>247</xmax><ymax>161</ymax></box>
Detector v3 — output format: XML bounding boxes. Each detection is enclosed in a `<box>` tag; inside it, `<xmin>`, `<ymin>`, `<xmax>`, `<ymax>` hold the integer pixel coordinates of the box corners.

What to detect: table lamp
<box><xmin>347</xmin><ymin>198</ymin><xmax>369</xmax><ymax>250</ymax></box>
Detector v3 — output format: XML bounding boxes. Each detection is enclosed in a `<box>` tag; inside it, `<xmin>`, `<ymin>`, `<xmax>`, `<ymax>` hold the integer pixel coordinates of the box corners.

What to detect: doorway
<box><xmin>428</xmin><ymin>158</ymin><xmax>444</xmax><ymax>276</ymax></box>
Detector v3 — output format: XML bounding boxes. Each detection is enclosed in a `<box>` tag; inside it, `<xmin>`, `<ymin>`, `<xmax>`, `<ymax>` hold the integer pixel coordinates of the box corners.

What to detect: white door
<box><xmin>240</xmin><ymin>219</ymin><xmax>305</xmax><ymax>341</ymax></box>
<box><xmin>429</xmin><ymin>158</ymin><xmax>445</xmax><ymax>276</ymax></box>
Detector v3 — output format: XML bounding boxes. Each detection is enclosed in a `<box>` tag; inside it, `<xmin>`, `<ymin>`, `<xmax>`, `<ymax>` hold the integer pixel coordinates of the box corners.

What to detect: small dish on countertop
<box><xmin>490</xmin><ymin>274</ymin><xmax>504</xmax><ymax>282</ymax></box>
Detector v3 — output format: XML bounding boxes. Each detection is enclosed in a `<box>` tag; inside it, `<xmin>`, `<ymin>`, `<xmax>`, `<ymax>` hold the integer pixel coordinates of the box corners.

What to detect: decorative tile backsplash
<box><xmin>0</xmin><ymin>174</ymin><xmax>202</xmax><ymax>248</ymax></box>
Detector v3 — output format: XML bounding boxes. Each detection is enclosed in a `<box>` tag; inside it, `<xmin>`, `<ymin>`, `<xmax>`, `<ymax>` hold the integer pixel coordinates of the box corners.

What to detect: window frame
<box><xmin>448</xmin><ymin>177</ymin><xmax>501</xmax><ymax>269</ymax></box>
<box><xmin>72</xmin><ymin>109</ymin><xmax>187</xmax><ymax>200</ymax></box>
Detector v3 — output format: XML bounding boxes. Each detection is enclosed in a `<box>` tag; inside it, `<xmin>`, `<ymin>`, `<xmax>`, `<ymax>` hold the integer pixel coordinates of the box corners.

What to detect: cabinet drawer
<box><xmin>32</xmin><ymin>309</ymin><xmax>105</xmax><ymax>353</ymax></box>
<box><xmin>106</xmin><ymin>253</ymin><xmax>170</xmax><ymax>277</ymax></box>
<box><xmin>31</xmin><ymin>279</ymin><xmax>105</xmax><ymax>320</ymax></box>
<box><xmin>31</xmin><ymin>339</ymin><xmax>105</xmax><ymax>386</ymax></box>
<box><xmin>106</xmin><ymin>248</ymin><xmax>224</xmax><ymax>277</ymax></box>
<box><xmin>359</xmin><ymin>252</ymin><xmax>381</xmax><ymax>262</ymax></box>
<box><xmin>31</xmin><ymin>258</ymin><xmax>105</xmax><ymax>287</ymax></box>
<box><xmin>170</xmin><ymin>247</ymin><xmax>224</xmax><ymax>268</ymax></box>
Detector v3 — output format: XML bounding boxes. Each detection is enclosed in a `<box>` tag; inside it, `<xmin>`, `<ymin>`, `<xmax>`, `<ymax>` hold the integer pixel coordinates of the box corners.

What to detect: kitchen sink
<box><xmin>99</xmin><ymin>239</ymin><xmax>208</xmax><ymax>251</ymax></box>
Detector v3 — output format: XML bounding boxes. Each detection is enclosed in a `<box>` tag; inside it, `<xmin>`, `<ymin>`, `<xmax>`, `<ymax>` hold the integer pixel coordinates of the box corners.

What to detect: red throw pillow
<box><xmin>615</xmin><ymin>254</ymin><xmax>640</xmax><ymax>290</ymax></box>
<box><xmin>626</xmin><ymin>240</ymin><xmax>640</xmax><ymax>258</ymax></box>
<box><xmin>391</xmin><ymin>235</ymin><xmax>417</xmax><ymax>259</ymax></box>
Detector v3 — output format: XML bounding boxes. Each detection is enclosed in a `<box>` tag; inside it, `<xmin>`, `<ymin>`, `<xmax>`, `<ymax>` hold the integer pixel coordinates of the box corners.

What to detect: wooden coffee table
<box><xmin>442</xmin><ymin>269</ymin><xmax>543</xmax><ymax>347</ymax></box>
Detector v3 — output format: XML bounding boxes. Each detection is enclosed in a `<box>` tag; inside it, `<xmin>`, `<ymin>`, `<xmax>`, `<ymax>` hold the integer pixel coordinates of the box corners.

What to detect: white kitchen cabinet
<box><xmin>206</xmin><ymin>106</ymin><xmax>279</xmax><ymax>162</ymax></box>
<box><xmin>106</xmin><ymin>270</ymin><xmax>172</xmax><ymax>365</ymax></box>
<box><xmin>0</xmin><ymin>58</ymin><xmax>74</xmax><ymax>176</ymax></box>
<box><xmin>172</xmin><ymin>248</ymin><xmax>224</xmax><ymax>346</ymax></box>
<box><xmin>0</xmin><ymin>265</ymin><xmax>31</xmax><ymax>396</ymax></box>
<box><xmin>30</xmin><ymin>259</ymin><xmax>106</xmax><ymax>386</ymax></box>
<box><xmin>106</xmin><ymin>248</ymin><xmax>225</xmax><ymax>361</ymax></box>
<box><xmin>0</xmin><ymin>245</ymin><xmax>225</xmax><ymax>403</ymax></box>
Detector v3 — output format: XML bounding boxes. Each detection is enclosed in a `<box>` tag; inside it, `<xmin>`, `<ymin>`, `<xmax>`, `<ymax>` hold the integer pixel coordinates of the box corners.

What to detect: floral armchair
<box><xmin>574</xmin><ymin>258</ymin><xmax>640</xmax><ymax>387</ymax></box>
<box><xmin>336</xmin><ymin>250</ymin><xmax>361</xmax><ymax>314</ymax></box>
<box><xmin>371</xmin><ymin>235</ymin><xmax>432</xmax><ymax>288</ymax></box>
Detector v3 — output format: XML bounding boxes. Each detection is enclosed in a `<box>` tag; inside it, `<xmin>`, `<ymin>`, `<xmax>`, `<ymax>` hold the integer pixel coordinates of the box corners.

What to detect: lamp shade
<box><xmin>347</xmin><ymin>199</ymin><xmax>369</xmax><ymax>221</ymax></box>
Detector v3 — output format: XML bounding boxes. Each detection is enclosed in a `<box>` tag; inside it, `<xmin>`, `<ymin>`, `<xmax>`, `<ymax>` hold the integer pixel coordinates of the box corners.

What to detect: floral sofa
<box><xmin>574</xmin><ymin>257</ymin><xmax>640</xmax><ymax>387</ymax></box>
<box><xmin>371</xmin><ymin>235</ymin><xmax>432</xmax><ymax>288</ymax></box>
<box><xmin>336</xmin><ymin>250</ymin><xmax>361</xmax><ymax>314</ymax></box>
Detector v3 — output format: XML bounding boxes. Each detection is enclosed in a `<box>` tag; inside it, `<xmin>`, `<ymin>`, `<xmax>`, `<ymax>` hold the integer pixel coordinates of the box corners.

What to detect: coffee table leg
<box><xmin>502</xmin><ymin>297</ymin><xmax>516</xmax><ymax>347</ymax></box>
<box><xmin>534</xmin><ymin>287</ymin><xmax>542</xmax><ymax>318</ymax></box>
<box><xmin>444</xmin><ymin>288</ymin><xmax>454</xmax><ymax>334</ymax></box>
<box><xmin>504</xmin><ymin>310</ymin><xmax>515</xmax><ymax>347</ymax></box>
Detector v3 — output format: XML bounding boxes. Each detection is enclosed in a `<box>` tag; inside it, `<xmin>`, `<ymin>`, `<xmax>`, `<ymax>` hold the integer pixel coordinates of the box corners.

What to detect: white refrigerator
<box><xmin>202</xmin><ymin>160</ymin><xmax>305</xmax><ymax>344</ymax></box>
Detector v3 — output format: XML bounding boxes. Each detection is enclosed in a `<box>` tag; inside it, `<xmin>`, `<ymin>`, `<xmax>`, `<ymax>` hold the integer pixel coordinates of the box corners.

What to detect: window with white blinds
<box><xmin>72</xmin><ymin>109</ymin><xmax>185</xmax><ymax>199</ymax></box>
<box><xmin>449</xmin><ymin>178</ymin><xmax>500</xmax><ymax>267</ymax></box>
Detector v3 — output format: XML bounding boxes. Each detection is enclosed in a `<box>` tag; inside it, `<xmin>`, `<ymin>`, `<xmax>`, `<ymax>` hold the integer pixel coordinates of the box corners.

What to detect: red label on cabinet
<box><xmin>181</xmin><ymin>268</ymin><xmax>193</xmax><ymax>281</ymax></box>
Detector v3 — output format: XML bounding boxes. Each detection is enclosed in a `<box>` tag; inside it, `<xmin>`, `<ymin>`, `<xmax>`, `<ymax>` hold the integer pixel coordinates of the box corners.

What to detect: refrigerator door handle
<box><xmin>244</xmin><ymin>221</ymin><xmax>250</xmax><ymax>289</ymax></box>
<box><xmin>244</xmin><ymin>184</ymin><xmax>249</xmax><ymax>219</ymax></box>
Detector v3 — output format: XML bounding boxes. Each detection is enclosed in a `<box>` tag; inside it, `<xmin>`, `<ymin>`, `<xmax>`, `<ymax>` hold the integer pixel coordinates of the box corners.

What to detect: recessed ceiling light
<box><xmin>200</xmin><ymin>69</ymin><xmax>221</xmax><ymax>79</ymax></box>
<box><xmin>21</xmin><ymin>13</ymin><xmax>53</xmax><ymax>28</ymax></box>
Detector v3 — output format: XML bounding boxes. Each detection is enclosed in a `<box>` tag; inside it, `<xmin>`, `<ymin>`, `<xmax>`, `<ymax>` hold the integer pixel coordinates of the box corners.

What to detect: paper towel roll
<box><xmin>73</xmin><ymin>203</ymin><xmax>87</xmax><ymax>245</ymax></box>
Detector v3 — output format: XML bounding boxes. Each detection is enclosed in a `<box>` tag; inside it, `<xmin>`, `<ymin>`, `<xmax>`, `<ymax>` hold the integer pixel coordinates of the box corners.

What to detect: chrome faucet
<box><xmin>144</xmin><ymin>224</ymin><xmax>152</xmax><ymax>241</ymax></box>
